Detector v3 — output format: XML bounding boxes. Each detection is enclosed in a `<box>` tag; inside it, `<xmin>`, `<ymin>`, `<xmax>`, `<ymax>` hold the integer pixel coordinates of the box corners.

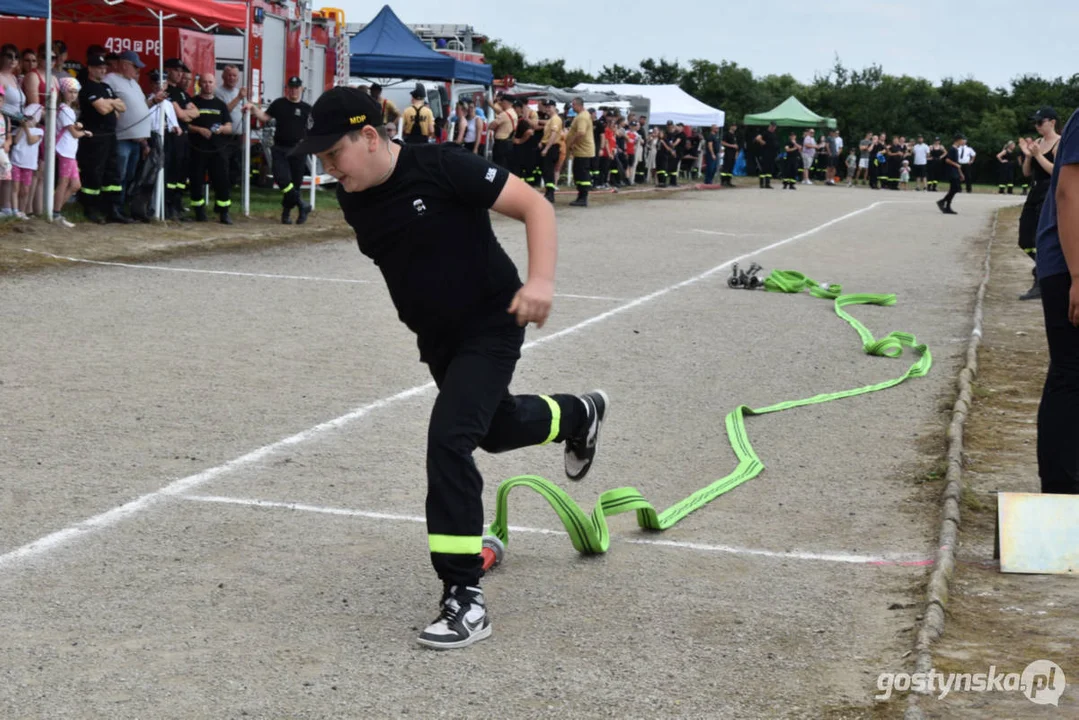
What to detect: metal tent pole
<box><xmin>44</xmin><ymin>5</ymin><xmax>55</xmax><ymax>223</ymax></box>
<box><xmin>242</xmin><ymin>2</ymin><xmax>251</xmax><ymax>217</ymax></box>
<box><xmin>155</xmin><ymin>10</ymin><xmax>166</xmax><ymax>220</ymax></box>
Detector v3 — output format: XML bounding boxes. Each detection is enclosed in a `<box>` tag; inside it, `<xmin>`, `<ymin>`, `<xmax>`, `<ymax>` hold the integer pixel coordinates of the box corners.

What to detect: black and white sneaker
<box><xmin>564</xmin><ymin>390</ymin><xmax>609</xmax><ymax>481</ymax></box>
<box><xmin>417</xmin><ymin>585</ymin><xmax>491</xmax><ymax>650</ymax></box>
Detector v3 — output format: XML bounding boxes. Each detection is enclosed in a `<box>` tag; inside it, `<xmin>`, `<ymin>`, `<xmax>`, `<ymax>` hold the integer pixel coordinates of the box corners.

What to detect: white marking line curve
<box><xmin>23</xmin><ymin>249</ymin><xmax>376</xmax><ymax>284</ymax></box>
<box><xmin>1</xmin><ymin>201</ymin><xmax>896</xmax><ymax>570</ymax></box>
<box><xmin>22</xmin><ymin>249</ymin><xmax>623</xmax><ymax>301</ymax></box>
<box><xmin>179</xmin><ymin>494</ymin><xmax>930</xmax><ymax>566</ymax></box>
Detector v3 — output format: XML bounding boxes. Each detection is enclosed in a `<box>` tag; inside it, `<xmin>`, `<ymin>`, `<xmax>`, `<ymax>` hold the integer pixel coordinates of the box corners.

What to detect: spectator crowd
<box><xmin>1</xmin><ymin>41</ymin><xmax>314</xmax><ymax>227</ymax></box>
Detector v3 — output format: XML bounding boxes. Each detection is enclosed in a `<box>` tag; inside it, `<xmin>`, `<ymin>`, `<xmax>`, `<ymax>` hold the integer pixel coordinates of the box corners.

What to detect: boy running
<box><xmin>293</xmin><ymin>88</ymin><xmax>609</xmax><ymax>650</ymax></box>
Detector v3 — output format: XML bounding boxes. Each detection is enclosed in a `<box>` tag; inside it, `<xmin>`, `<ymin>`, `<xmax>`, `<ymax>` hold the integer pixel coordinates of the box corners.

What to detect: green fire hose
<box><xmin>481</xmin><ymin>270</ymin><xmax>933</xmax><ymax>565</ymax></box>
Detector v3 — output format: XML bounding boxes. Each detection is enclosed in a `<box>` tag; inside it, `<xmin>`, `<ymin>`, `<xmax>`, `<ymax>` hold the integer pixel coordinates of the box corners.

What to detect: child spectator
<box><xmin>11</xmin><ymin>102</ymin><xmax>42</xmax><ymax>220</ymax></box>
<box><xmin>845</xmin><ymin>149</ymin><xmax>857</xmax><ymax>187</ymax></box>
<box><xmin>55</xmin><ymin>77</ymin><xmax>87</xmax><ymax>228</ymax></box>
<box><xmin>899</xmin><ymin>159</ymin><xmax>911</xmax><ymax>190</ymax></box>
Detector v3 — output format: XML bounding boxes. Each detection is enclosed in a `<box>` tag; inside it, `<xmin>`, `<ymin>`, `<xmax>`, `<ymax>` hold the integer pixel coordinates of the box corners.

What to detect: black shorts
<box><xmin>913</xmin><ymin>164</ymin><xmax>927</xmax><ymax>179</ymax></box>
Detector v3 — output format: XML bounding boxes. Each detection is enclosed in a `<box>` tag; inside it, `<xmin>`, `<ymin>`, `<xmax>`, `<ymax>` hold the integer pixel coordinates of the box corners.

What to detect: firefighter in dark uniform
<box><xmin>996</xmin><ymin>140</ymin><xmax>1017</xmax><ymax>194</ymax></box>
<box><xmin>886</xmin><ymin>137</ymin><xmax>905</xmax><ymax>190</ymax></box>
<box><xmin>162</xmin><ymin>58</ymin><xmax>198</xmax><ymax>220</ymax></box>
<box><xmin>511</xmin><ymin>99</ymin><xmax>535</xmax><ymax>182</ymax></box>
<box><xmin>251</xmin><ymin>76</ymin><xmax>313</xmax><ymax>225</ymax></box>
<box><xmin>665</xmin><ymin>121</ymin><xmax>682</xmax><ymax>187</ymax></box>
<box><xmin>869</xmin><ymin>133</ymin><xmax>887</xmax><ymax>189</ymax></box>
<box><xmin>524</xmin><ymin>102</ymin><xmax>544</xmax><ymax>187</ymax></box>
<box><xmin>295</xmin><ymin>87</ymin><xmax>608</xmax><ymax>650</ymax></box>
<box><xmin>655</xmin><ymin>121</ymin><xmax>675</xmax><ymax>187</ymax></box>
<box><xmin>188</xmin><ymin>74</ymin><xmax>233</xmax><ymax>224</ymax></box>
<box><xmin>76</xmin><ymin>52</ymin><xmax>129</xmax><ymax>224</ymax></box>
<box><xmin>927</xmin><ymin>137</ymin><xmax>945</xmax><ymax>192</ymax></box>
<box><xmin>720</xmin><ymin>122</ymin><xmax>739</xmax><ymax>186</ymax></box>
<box><xmin>752</xmin><ymin>122</ymin><xmax>778</xmax><ymax>188</ymax></box>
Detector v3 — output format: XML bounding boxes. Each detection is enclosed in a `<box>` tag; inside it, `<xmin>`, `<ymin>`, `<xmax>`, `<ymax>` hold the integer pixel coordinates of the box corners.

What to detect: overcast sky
<box><xmin>338</xmin><ymin>0</ymin><xmax>1076</xmax><ymax>90</ymax></box>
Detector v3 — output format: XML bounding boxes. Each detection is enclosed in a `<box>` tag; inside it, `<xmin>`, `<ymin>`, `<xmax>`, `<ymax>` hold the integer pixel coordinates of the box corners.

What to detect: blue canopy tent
<box><xmin>349</xmin><ymin>5</ymin><xmax>492</xmax><ymax>85</ymax></box>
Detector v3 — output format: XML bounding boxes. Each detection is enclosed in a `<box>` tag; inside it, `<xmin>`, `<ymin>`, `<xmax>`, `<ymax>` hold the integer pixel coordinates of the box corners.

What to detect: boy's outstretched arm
<box><xmin>492</xmin><ymin>174</ymin><xmax>557</xmax><ymax>328</ymax></box>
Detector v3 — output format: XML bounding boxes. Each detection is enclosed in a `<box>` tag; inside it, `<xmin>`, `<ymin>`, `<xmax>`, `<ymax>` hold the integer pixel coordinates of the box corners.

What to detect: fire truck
<box><xmin>217</xmin><ymin>1</ymin><xmax>349</xmax><ymax>106</ymax></box>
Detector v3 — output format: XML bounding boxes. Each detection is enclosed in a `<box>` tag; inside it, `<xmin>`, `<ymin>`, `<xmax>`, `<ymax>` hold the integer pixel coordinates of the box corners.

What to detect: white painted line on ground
<box><xmin>22</xmin><ymin>249</ymin><xmax>622</xmax><ymax>301</ymax></box>
<box><xmin>555</xmin><ymin>293</ymin><xmax>627</xmax><ymax>301</ymax></box>
<box><xmin>0</xmin><ymin>201</ymin><xmax>900</xmax><ymax>570</ymax></box>
<box><xmin>681</xmin><ymin>229</ymin><xmax>771</xmax><ymax>237</ymax></box>
<box><xmin>179</xmin><ymin>494</ymin><xmax>931</xmax><ymax>566</ymax></box>
<box><xmin>22</xmin><ymin>249</ymin><xmax>376</xmax><ymax>284</ymax></box>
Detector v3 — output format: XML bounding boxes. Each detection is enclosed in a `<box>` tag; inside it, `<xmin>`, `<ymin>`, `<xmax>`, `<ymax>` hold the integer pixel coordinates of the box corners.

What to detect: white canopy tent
<box><xmin>573</xmin><ymin>83</ymin><xmax>724</xmax><ymax>128</ymax></box>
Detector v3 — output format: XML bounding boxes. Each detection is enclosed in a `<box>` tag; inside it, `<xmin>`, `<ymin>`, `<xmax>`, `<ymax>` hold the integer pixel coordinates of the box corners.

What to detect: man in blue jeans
<box><xmin>1034</xmin><ymin>107</ymin><xmax>1079</xmax><ymax>494</ymax></box>
<box><xmin>104</xmin><ymin>50</ymin><xmax>166</xmax><ymax>222</ymax></box>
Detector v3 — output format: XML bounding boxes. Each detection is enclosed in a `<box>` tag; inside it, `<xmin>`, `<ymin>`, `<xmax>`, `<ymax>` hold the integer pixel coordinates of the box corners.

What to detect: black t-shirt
<box><xmin>723</xmin><ymin>130</ymin><xmax>737</xmax><ymax>148</ymax></box>
<box><xmin>78</xmin><ymin>79</ymin><xmax>118</xmax><ymax>134</ymax></box>
<box><xmin>759</xmin><ymin>129</ymin><xmax>777</xmax><ymax>152</ymax></box>
<box><xmin>267</xmin><ymin>98</ymin><xmax>312</xmax><ymax>148</ymax></box>
<box><xmin>681</xmin><ymin>135</ymin><xmax>699</xmax><ymax>158</ymax></box>
<box><xmin>889</xmin><ymin>144</ymin><xmax>903</xmax><ymax>162</ymax></box>
<box><xmin>337</xmin><ymin>144</ymin><xmax>521</xmax><ymax>358</ymax></box>
<box><xmin>167</xmin><ymin>84</ymin><xmax>194</xmax><ymax>132</ymax></box>
<box><xmin>703</xmin><ymin>133</ymin><xmax>717</xmax><ymax>158</ymax></box>
<box><xmin>189</xmin><ymin>95</ymin><xmax>231</xmax><ymax>149</ymax></box>
<box><xmin>591</xmin><ymin>123</ymin><xmax>608</xmax><ymax>155</ymax></box>
<box><xmin>929</xmin><ymin>147</ymin><xmax>945</xmax><ymax>162</ymax></box>
<box><xmin>946</xmin><ymin>146</ymin><xmax>961</xmax><ymax>179</ymax></box>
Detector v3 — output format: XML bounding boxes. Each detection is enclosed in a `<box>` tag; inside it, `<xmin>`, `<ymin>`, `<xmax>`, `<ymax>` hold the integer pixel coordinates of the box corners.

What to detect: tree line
<box><xmin>481</xmin><ymin>42</ymin><xmax>1079</xmax><ymax>183</ymax></box>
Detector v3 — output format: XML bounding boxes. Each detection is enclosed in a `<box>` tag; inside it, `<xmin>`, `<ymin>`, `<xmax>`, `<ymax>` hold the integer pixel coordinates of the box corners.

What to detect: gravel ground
<box><xmin>0</xmin><ymin>186</ymin><xmax>1020</xmax><ymax>719</ymax></box>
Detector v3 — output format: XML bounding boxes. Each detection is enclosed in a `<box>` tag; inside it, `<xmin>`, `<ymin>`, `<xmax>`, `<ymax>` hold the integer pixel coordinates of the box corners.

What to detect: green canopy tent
<box><xmin>743</xmin><ymin>96</ymin><xmax>837</xmax><ymax>129</ymax></box>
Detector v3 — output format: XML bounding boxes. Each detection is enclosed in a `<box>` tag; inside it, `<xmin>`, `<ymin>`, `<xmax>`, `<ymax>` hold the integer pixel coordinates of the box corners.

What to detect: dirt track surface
<box><xmin>915</xmin><ymin>208</ymin><xmax>1079</xmax><ymax>719</ymax></box>
<box><xmin>0</xmin><ymin>186</ymin><xmax>1020</xmax><ymax>718</ymax></box>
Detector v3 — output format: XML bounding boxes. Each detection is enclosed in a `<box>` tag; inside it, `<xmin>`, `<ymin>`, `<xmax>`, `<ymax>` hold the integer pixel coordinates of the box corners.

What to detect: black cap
<box><xmin>87</xmin><ymin>54</ymin><xmax>107</xmax><ymax>67</ymax></box>
<box><xmin>291</xmin><ymin>86</ymin><xmax>382</xmax><ymax>156</ymax></box>
<box><xmin>953</xmin><ymin>132</ymin><xmax>966</xmax><ymax>140</ymax></box>
<box><xmin>164</xmin><ymin>57</ymin><xmax>184</xmax><ymax>70</ymax></box>
<box><xmin>1033</xmin><ymin>106</ymin><xmax>1058</xmax><ymax>122</ymax></box>
<box><xmin>287</xmin><ymin>76</ymin><xmax>303</xmax><ymax>88</ymax></box>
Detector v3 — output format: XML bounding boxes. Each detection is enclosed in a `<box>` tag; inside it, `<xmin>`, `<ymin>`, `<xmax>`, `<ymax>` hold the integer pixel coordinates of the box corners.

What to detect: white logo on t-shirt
<box><xmin>413</xmin><ymin>198</ymin><xmax>427</xmax><ymax>214</ymax></box>
<box><xmin>484</xmin><ymin>168</ymin><xmax>497</xmax><ymax>183</ymax></box>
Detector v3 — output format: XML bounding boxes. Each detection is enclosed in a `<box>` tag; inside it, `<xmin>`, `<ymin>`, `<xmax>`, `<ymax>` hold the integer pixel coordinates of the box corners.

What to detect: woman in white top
<box><xmin>0</xmin><ymin>43</ymin><xmax>25</xmax><ymax>216</ymax></box>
